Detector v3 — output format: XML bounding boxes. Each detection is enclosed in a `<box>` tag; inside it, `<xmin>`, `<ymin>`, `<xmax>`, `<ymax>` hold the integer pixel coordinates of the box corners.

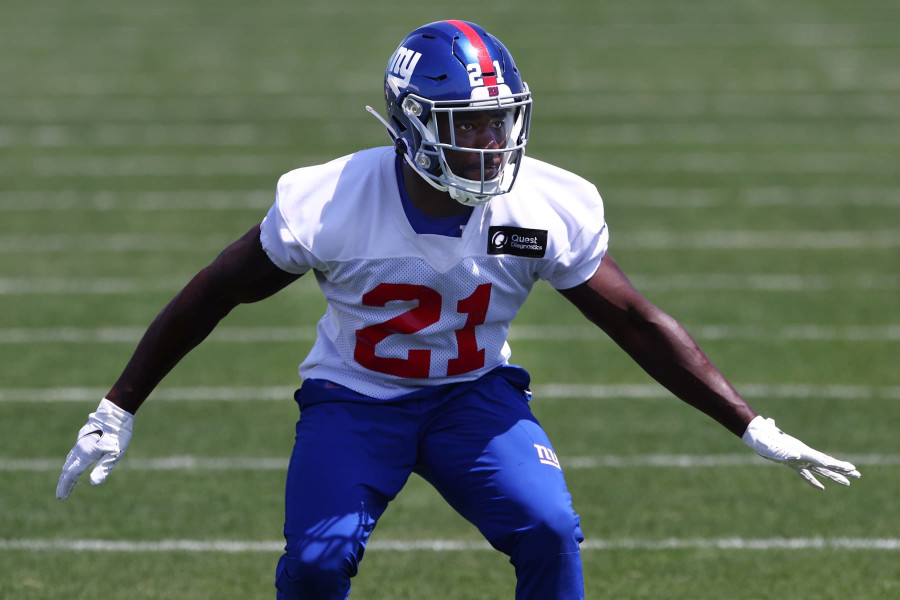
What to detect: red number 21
<box><xmin>354</xmin><ymin>283</ymin><xmax>492</xmax><ymax>378</ymax></box>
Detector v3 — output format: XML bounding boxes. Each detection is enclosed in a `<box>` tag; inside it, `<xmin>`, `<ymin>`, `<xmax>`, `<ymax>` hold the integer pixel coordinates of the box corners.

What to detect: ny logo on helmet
<box><xmin>387</xmin><ymin>46</ymin><xmax>422</xmax><ymax>95</ymax></box>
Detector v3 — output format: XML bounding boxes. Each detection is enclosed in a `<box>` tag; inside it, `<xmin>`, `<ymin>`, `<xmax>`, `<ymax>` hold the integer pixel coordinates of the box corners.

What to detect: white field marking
<box><xmin>1</xmin><ymin>457</ymin><xmax>287</xmax><ymax>472</ymax></box>
<box><xmin>0</xmin><ymin>277</ymin><xmax>187</xmax><ymax>295</ymax></box>
<box><xmin>3</xmin><ymin>187</ymin><xmax>899</xmax><ymax>212</ymax></box>
<box><xmin>627</xmin><ymin>273</ymin><xmax>900</xmax><ymax>292</ymax></box>
<box><xmin>0</xmin><ymin>190</ymin><xmax>274</xmax><ymax>212</ymax></box>
<box><xmin>0</xmin><ymin>92</ymin><xmax>894</xmax><ymax>128</ymax></box>
<box><xmin>549</xmin><ymin>86</ymin><xmax>900</xmax><ymax>112</ymax></box>
<box><xmin>4</xmin><ymin>231</ymin><xmax>900</xmax><ymax>254</ymax></box>
<box><xmin>2</xmin><ymin>186</ymin><xmax>899</xmax><ymax>212</ymax></box>
<box><xmin>562</xmin><ymin>454</ymin><xmax>900</xmax><ymax>469</ymax></box>
<box><xmin>2</xmin><ymin>453</ymin><xmax>896</xmax><ymax>473</ymax></box>
<box><xmin>0</xmin><ymin>386</ymin><xmax>295</xmax><ymax>403</ymax></box>
<box><xmin>533</xmin><ymin>383</ymin><xmax>900</xmax><ymax>401</ymax></box>
<box><xmin>0</xmin><ymin>276</ymin><xmax>321</xmax><ymax>296</ymax></box>
<box><xmin>1</xmin><ymin>324</ymin><xmax>899</xmax><ymax>345</ymax></box>
<box><xmin>8</xmin><ymin>66</ymin><xmax>900</xmax><ymax>95</ymax></box>
<box><xmin>0</xmin><ymin>96</ymin><xmax>369</xmax><ymax>123</ymax></box>
<box><xmin>1</xmin><ymin>537</ymin><xmax>898</xmax><ymax>553</ymax></box>
<box><xmin>0</xmin><ymin>233</ymin><xmax>233</xmax><ymax>253</ymax></box>
<box><xmin>540</xmin><ymin>123</ymin><xmax>900</xmax><ymax>147</ymax></box>
<box><xmin>548</xmin><ymin>152</ymin><xmax>900</xmax><ymax>175</ymax></box>
<box><xmin>579</xmin><ymin>538</ymin><xmax>900</xmax><ymax>551</ymax></box>
<box><xmin>0</xmin><ymin>22</ymin><xmax>894</xmax><ymax>51</ymax></box>
<box><xmin>0</xmin><ymin>124</ymin><xmax>269</xmax><ymax>148</ymax></box>
<box><xmin>510</xmin><ymin>324</ymin><xmax>900</xmax><ymax>342</ymax></box>
<box><xmin>612</xmin><ymin>230</ymin><xmax>900</xmax><ymax>250</ymax></box>
<box><xmin>606</xmin><ymin>186</ymin><xmax>900</xmax><ymax>208</ymax></box>
<box><xmin>7</xmin><ymin>152</ymin><xmax>900</xmax><ymax>177</ymax></box>
<box><xmin>7</xmin><ymin>122</ymin><xmax>900</xmax><ymax>149</ymax></box>
<box><xmin>2</xmin><ymin>274</ymin><xmax>898</xmax><ymax>296</ymax></box>
<box><xmin>0</xmin><ymin>326</ymin><xmax>318</xmax><ymax>344</ymax></box>
<box><xmin>692</xmin><ymin>324</ymin><xmax>900</xmax><ymax>342</ymax></box>
<box><xmin>2</xmin><ymin>383</ymin><xmax>899</xmax><ymax>404</ymax></box>
<box><xmin>0</xmin><ymin>154</ymin><xmax>328</xmax><ymax>178</ymax></box>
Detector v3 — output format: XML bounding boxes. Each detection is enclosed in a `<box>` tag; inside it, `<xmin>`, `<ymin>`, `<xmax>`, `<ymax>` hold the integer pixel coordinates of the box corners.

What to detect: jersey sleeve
<box><xmin>544</xmin><ymin>185</ymin><xmax>610</xmax><ymax>290</ymax></box>
<box><xmin>258</xmin><ymin>174</ymin><xmax>319</xmax><ymax>275</ymax></box>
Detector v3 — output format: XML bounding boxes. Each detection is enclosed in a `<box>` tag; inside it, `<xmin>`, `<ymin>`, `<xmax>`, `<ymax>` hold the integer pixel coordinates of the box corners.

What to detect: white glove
<box><xmin>742</xmin><ymin>415</ymin><xmax>860</xmax><ymax>490</ymax></box>
<box><xmin>56</xmin><ymin>398</ymin><xmax>134</xmax><ymax>499</ymax></box>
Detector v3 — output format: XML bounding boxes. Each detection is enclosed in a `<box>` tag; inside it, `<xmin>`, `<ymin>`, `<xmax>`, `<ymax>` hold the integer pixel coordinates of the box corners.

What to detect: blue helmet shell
<box><xmin>380</xmin><ymin>20</ymin><xmax>532</xmax><ymax>205</ymax></box>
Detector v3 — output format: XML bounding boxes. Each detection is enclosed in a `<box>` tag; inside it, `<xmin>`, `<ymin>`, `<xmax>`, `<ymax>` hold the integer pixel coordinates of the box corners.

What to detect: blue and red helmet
<box><xmin>371</xmin><ymin>20</ymin><xmax>532</xmax><ymax>206</ymax></box>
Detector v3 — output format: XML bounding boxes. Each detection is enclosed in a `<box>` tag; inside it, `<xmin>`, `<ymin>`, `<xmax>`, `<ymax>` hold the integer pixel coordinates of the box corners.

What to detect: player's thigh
<box><xmin>415</xmin><ymin>374</ymin><xmax>580</xmax><ymax>551</ymax></box>
<box><xmin>284</xmin><ymin>382</ymin><xmax>418</xmax><ymax>552</ymax></box>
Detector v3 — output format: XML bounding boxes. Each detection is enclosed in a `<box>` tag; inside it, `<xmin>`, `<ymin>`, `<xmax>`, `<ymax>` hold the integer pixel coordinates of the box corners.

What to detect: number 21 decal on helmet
<box><xmin>368</xmin><ymin>20</ymin><xmax>532</xmax><ymax>207</ymax></box>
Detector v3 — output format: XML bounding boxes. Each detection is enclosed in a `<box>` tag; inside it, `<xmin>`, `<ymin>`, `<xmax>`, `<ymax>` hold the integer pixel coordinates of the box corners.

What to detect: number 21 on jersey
<box><xmin>354</xmin><ymin>283</ymin><xmax>492</xmax><ymax>378</ymax></box>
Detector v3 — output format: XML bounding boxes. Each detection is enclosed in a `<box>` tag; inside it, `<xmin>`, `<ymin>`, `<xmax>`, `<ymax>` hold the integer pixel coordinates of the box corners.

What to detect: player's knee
<box><xmin>275</xmin><ymin>551</ymin><xmax>356</xmax><ymax>600</ymax></box>
<box><xmin>514</xmin><ymin>507</ymin><xmax>583</xmax><ymax>557</ymax></box>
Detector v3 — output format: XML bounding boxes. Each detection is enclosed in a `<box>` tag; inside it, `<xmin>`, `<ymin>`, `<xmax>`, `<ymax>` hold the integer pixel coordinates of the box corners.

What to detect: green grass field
<box><xmin>2</xmin><ymin>0</ymin><xmax>899</xmax><ymax>598</ymax></box>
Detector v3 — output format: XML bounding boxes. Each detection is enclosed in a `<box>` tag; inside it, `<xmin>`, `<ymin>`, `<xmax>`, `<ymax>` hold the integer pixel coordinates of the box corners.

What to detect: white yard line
<box><xmin>0</xmin><ymin>326</ymin><xmax>317</xmax><ymax>343</ymax></box>
<box><xmin>0</xmin><ymin>124</ymin><xmax>270</xmax><ymax>148</ymax></box>
<box><xmin>0</xmin><ymin>154</ymin><xmax>320</xmax><ymax>178</ymax></box>
<box><xmin>627</xmin><ymin>273</ymin><xmax>900</xmax><ymax>292</ymax></box>
<box><xmin>2</xmin><ymin>383</ymin><xmax>899</xmax><ymax>404</ymax></box>
<box><xmin>7</xmin><ymin>68</ymin><xmax>900</xmax><ymax>94</ymax></box>
<box><xmin>1</xmin><ymin>454</ymin><xmax>896</xmax><ymax>473</ymax></box>
<box><xmin>1</xmin><ymin>274</ymin><xmax>898</xmax><ymax>296</ymax></box>
<box><xmin>0</xmin><ymin>276</ymin><xmax>322</xmax><ymax>296</ymax></box>
<box><xmin>609</xmin><ymin>186</ymin><xmax>900</xmax><ymax>208</ymax></box>
<box><xmin>612</xmin><ymin>230</ymin><xmax>900</xmax><ymax>250</ymax></box>
<box><xmin>4</xmin><ymin>153</ymin><xmax>898</xmax><ymax>177</ymax></box>
<box><xmin>0</xmin><ymin>233</ymin><xmax>233</xmax><ymax>253</ymax></box>
<box><xmin>3</xmin><ymin>231</ymin><xmax>900</xmax><ymax>253</ymax></box>
<box><xmin>0</xmin><ymin>385</ymin><xmax>293</xmax><ymax>402</ymax></box>
<box><xmin>1</xmin><ymin>324</ymin><xmax>898</xmax><ymax>344</ymax></box>
<box><xmin>0</xmin><ymin>190</ymin><xmax>273</xmax><ymax>212</ymax></box>
<box><xmin>0</xmin><ymin>277</ymin><xmax>189</xmax><ymax>295</ymax></box>
<box><xmin>0</xmin><ymin>536</ymin><xmax>897</xmax><ymax>553</ymax></box>
<box><xmin>511</xmin><ymin>324</ymin><xmax>900</xmax><ymax>342</ymax></box>
<box><xmin>5</xmin><ymin>123</ymin><xmax>900</xmax><ymax>148</ymax></box>
<box><xmin>3</xmin><ymin>187</ymin><xmax>899</xmax><ymax>211</ymax></box>
<box><xmin>533</xmin><ymin>383</ymin><xmax>900</xmax><ymax>401</ymax></box>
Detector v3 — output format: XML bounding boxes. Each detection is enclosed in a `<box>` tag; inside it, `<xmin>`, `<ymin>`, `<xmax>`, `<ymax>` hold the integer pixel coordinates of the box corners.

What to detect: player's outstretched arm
<box><xmin>103</xmin><ymin>223</ymin><xmax>300</xmax><ymax>414</ymax></box>
<box><xmin>56</xmin><ymin>224</ymin><xmax>300</xmax><ymax>499</ymax></box>
<box><xmin>558</xmin><ymin>253</ymin><xmax>860</xmax><ymax>489</ymax></box>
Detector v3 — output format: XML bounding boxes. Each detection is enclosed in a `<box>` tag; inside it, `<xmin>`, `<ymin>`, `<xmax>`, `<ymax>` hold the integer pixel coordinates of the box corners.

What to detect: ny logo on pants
<box><xmin>533</xmin><ymin>444</ymin><xmax>561</xmax><ymax>470</ymax></box>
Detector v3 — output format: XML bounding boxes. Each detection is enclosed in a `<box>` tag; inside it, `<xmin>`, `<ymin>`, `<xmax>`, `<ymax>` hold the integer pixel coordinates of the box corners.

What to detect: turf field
<box><xmin>2</xmin><ymin>0</ymin><xmax>899</xmax><ymax>598</ymax></box>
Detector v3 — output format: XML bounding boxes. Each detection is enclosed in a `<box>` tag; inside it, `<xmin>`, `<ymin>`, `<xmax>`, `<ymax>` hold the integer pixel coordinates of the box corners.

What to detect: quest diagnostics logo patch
<box><xmin>487</xmin><ymin>226</ymin><xmax>548</xmax><ymax>258</ymax></box>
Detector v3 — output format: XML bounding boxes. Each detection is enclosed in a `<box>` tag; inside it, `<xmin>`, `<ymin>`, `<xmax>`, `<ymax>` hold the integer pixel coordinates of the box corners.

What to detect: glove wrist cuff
<box><xmin>741</xmin><ymin>415</ymin><xmax>773</xmax><ymax>448</ymax></box>
<box><xmin>93</xmin><ymin>398</ymin><xmax>135</xmax><ymax>431</ymax></box>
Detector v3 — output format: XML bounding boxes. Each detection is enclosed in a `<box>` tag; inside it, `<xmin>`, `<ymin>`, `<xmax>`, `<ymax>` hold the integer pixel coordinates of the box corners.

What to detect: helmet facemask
<box><xmin>401</xmin><ymin>90</ymin><xmax>531</xmax><ymax>206</ymax></box>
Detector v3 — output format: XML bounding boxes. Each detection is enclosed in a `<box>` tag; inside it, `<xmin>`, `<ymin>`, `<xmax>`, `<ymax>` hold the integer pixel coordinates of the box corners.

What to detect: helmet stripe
<box><xmin>445</xmin><ymin>20</ymin><xmax>498</xmax><ymax>87</ymax></box>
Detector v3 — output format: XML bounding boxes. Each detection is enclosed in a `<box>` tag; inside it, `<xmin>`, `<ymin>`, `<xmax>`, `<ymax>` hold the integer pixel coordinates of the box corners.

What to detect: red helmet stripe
<box><xmin>445</xmin><ymin>20</ymin><xmax>498</xmax><ymax>87</ymax></box>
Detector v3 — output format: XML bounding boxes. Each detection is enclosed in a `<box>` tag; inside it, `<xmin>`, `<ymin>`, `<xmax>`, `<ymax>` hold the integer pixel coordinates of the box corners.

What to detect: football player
<box><xmin>57</xmin><ymin>20</ymin><xmax>861</xmax><ymax>600</ymax></box>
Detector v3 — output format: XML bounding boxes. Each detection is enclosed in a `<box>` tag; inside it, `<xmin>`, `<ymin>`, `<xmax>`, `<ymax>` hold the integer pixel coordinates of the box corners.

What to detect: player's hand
<box><xmin>56</xmin><ymin>399</ymin><xmax>134</xmax><ymax>499</ymax></box>
<box><xmin>742</xmin><ymin>415</ymin><xmax>860</xmax><ymax>490</ymax></box>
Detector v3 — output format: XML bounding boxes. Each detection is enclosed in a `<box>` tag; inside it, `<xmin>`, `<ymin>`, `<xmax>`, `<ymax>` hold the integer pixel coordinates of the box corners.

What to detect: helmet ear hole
<box><xmin>390</xmin><ymin>116</ymin><xmax>407</xmax><ymax>134</ymax></box>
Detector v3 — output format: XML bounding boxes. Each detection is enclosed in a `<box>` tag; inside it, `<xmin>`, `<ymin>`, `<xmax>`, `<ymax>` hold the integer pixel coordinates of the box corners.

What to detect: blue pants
<box><xmin>275</xmin><ymin>367</ymin><xmax>584</xmax><ymax>599</ymax></box>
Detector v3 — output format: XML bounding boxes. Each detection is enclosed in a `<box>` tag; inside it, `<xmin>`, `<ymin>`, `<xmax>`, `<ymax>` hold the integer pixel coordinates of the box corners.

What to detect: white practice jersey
<box><xmin>260</xmin><ymin>147</ymin><xmax>609</xmax><ymax>399</ymax></box>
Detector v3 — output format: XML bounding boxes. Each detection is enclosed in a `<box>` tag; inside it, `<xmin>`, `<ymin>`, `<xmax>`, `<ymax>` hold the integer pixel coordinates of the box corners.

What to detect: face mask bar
<box><xmin>402</xmin><ymin>88</ymin><xmax>532</xmax><ymax>206</ymax></box>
